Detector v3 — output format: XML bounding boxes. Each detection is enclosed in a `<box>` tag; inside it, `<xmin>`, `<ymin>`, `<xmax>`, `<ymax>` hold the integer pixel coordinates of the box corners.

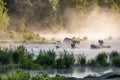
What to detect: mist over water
<box><xmin>38</xmin><ymin>7</ymin><xmax>120</xmax><ymax>41</ymax></box>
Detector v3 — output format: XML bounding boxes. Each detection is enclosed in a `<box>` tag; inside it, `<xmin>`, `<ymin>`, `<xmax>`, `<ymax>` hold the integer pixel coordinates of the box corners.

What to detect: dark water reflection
<box><xmin>29</xmin><ymin>67</ymin><xmax>120</xmax><ymax>78</ymax></box>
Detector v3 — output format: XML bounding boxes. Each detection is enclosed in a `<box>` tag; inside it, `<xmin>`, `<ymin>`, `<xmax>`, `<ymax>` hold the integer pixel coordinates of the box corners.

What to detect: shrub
<box><xmin>22</xmin><ymin>32</ymin><xmax>34</xmax><ymax>41</ymax></box>
<box><xmin>110</xmin><ymin>51</ymin><xmax>119</xmax><ymax>60</ymax></box>
<box><xmin>16</xmin><ymin>45</ymin><xmax>27</xmax><ymax>55</ymax></box>
<box><xmin>77</xmin><ymin>54</ymin><xmax>86</xmax><ymax>66</ymax></box>
<box><xmin>87</xmin><ymin>59</ymin><xmax>96</xmax><ymax>67</ymax></box>
<box><xmin>55</xmin><ymin>57</ymin><xmax>64</xmax><ymax>68</ymax></box>
<box><xmin>36</xmin><ymin>50</ymin><xmax>56</xmax><ymax>66</ymax></box>
<box><xmin>0</xmin><ymin>63</ymin><xmax>16</xmax><ymax>73</ymax></box>
<box><xmin>12</xmin><ymin>51</ymin><xmax>21</xmax><ymax>64</ymax></box>
<box><xmin>63</xmin><ymin>51</ymin><xmax>75</xmax><ymax>68</ymax></box>
<box><xmin>8</xmin><ymin>70</ymin><xmax>30</xmax><ymax>80</ymax></box>
<box><xmin>95</xmin><ymin>52</ymin><xmax>109</xmax><ymax>66</ymax></box>
<box><xmin>111</xmin><ymin>56</ymin><xmax>120</xmax><ymax>67</ymax></box>
<box><xmin>87</xmin><ymin>53</ymin><xmax>109</xmax><ymax>67</ymax></box>
<box><xmin>15</xmin><ymin>45</ymin><xmax>28</xmax><ymax>64</ymax></box>
<box><xmin>0</xmin><ymin>0</ymin><xmax>9</xmax><ymax>30</ymax></box>
<box><xmin>20</xmin><ymin>57</ymin><xmax>39</xmax><ymax>70</ymax></box>
<box><xmin>55</xmin><ymin>51</ymin><xmax>75</xmax><ymax>68</ymax></box>
<box><xmin>0</xmin><ymin>75</ymin><xmax>2</xmax><ymax>80</ymax></box>
<box><xmin>0</xmin><ymin>49</ymin><xmax>10</xmax><ymax>65</ymax></box>
<box><xmin>32</xmin><ymin>75</ymin><xmax>46</xmax><ymax>80</ymax></box>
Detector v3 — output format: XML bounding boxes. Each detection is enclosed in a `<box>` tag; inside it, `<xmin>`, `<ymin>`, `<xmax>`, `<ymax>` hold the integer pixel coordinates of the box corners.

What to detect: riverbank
<box><xmin>0</xmin><ymin>30</ymin><xmax>52</xmax><ymax>44</ymax></box>
<box><xmin>0</xmin><ymin>69</ymin><xmax>120</xmax><ymax>80</ymax></box>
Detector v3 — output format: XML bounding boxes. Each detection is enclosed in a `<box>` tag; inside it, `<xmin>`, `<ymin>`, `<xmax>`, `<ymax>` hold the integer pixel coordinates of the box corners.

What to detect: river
<box><xmin>0</xmin><ymin>40</ymin><xmax>120</xmax><ymax>78</ymax></box>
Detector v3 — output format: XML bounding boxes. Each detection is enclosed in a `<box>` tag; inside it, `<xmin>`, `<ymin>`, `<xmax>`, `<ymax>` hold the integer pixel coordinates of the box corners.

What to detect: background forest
<box><xmin>0</xmin><ymin>0</ymin><xmax>120</xmax><ymax>42</ymax></box>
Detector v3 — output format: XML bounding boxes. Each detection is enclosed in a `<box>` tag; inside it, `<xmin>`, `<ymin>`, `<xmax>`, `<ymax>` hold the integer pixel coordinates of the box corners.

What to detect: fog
<box><xmin>37</xmin><ymin>7</ymin><xmax>120</xmax><ymax>41</ymax></box>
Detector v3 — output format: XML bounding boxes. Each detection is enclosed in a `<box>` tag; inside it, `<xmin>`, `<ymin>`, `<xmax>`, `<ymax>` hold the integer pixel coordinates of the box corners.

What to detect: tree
<box><xmin>0</xmin><ymin>0</ymin><xmax>9</xmax><ymax>30</ymax></box>
<box><xmin>49</xmin><ymin>0</ymin><xmax>59</xmax><ymax>11</ymax></box>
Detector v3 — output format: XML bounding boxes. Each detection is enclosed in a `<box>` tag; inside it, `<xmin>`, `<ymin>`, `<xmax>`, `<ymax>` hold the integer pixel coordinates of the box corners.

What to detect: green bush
<box><xmin>2</xmin><ymin>44</ymin><xmax>120</xmax><ymax>72</ymax></box>
<box><xmin>0</xmin><ymin>0</ymin><xmax>9</xmax><ymax>30</ymax></box>
<box><xmin>77</xmin><ymin>54</ymin><xmax>86</xmax><ymax>66</ymax></box>
<box><xmin>87</xmin><ymin>59</ymin><xmax>96</xmax><ymax>67</ymax></box>
<box><xmin>111</xmin><ymin>56</ymin><xmax>120</xmax><ymax>67</ymax></box>
<box><xmin>20</xmin><ymin>54</ymin><xmax>39</xmax><ymax>70</ymax></box>
<box><xmin>32</xmin><ymin>75</ymin><xmax>46</xmax><ymax>80</ymax></box>
<box><xmin>87</xmin><ymin>53</ymin><xmax>110</xmax><ymax>67</ymax></box>
<box><xmin>36</xmin><ymin>50</ymin><xmax>56</xmax><ymax>66</ymax></box>
<box><xmin>0</xmin><ymin>48</ymin><xmax>11</xmax><ymax>65</ymax></box>
<box><xmin>16</xmin><ymin>45</ymin><xmax>27</xmax><ymax>54</ymax></box>
<box><xmin>0</xmin><ymin>75</ymin><xmax>2</xmax><ymax>80</ymax></box>
<box><xmin>63</xmin><ymin>51</ymin><xmax>75</xmax><ymax>68</ymax></box>
<box><xmin>0</xmin><ymin>70</ymin><xmax>67</xmax><ymax>80</ymax></box>
<box><xmin>10</xmin><ymin>45</ymin><xmax>27</xmax><ymax>65</ymax></box>
<box><xmin>55</xmin><ymin>53</ymin><xmax>65</xmax><ymax>68</ymax></box>
<box><xmin>0</xmin><ymin>63</ymin><xmax>16</xmax><ymax>73</ymax></box>
<box><xmin>12</xmin><ymin>51</ymin><xmax>21</xmax><ymax>64</ymax></box>
<box><xmin>95</xmin><ymin>52</ymin><xmax>109</xmax><ymax>67</ymax></box>
<box><xmin>22</xmin><ymin>32</ymin><xmax>34</xmax><ymax>41</ymax></box>
<box><xmin>8</xmin><ymin>70</ymin><xmax>30</xmax><ymax>80</ymax></box>
<box><xmin>110</xmin><ymin>51</ymin><xmax>119</xmax><ymax>60</ymax></box>
<box><xmin>55</xmin><ymin>57</ymin><xmax>65</xmax><ymax>68</ymax></box>
<box><xmin>55</xmin><ymin>51</ymin><xmax>75</xmax><ymax>68</ymax></box>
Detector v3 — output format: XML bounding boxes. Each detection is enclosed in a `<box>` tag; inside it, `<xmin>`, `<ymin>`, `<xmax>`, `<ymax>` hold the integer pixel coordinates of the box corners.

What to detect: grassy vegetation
<box><xmin>77</xmin><ymin>54</ymin><xmax>86</xmax><ymax>66</ymax></box>
<box><xmin>87</xmin><ymin>51</ymin><xmax>120</xmax><ymax>67</ymax></box>
<box><xmin>95</xmin><ymin>52</ymin><xmax>109</xmax><ymax>67</ymax></box>
<box><xmin>0</xmin><ymin>45</ymin><xmax>120</xmax><ymax>73</ymax></box>
<box><xmin>3</xmin><ymin>0</ymin><xmax>120</xmax><ymax>31</ymax></box>
<box><xmin>109</xmin><ymin>51</ymin><xmax>120</xmax><ymax>67</ymax></box>
<box><xmin>0</xmin><ymin>46</ymin><xmax>76</xmax><ymax>72</ymax></box>
<box><xmin>0</xmin><ymin>70</ymin><xmax>119</xmax><ymax>80</ymax></box>
<box><xmin>87</xmin><ymin>53</ymin><xmax>109</xmax><ymax>67</ymax></box>
<box><xmin>55</xmin><ymin>51</ymin><xmax>75</xmax><ymax>68</ymax></box>
<box><xmin>0</xmin><ymin>69</ymin><xmax>67</xmax><ymax>80</ymax></box>
<box><xmin>111</xmin><ymin>56</ymin><xmax>120</xmax><ymax>67</ymax></box>
<box><xmin>0</xmin><ymin>46</ymin><xmax>120</xmax><ymax>79</ymax></box>
<box><xmin>0</xmin><ymin>30</ymin><xmax>49</xmax><ymax>43</ymax></box>
<box><xmin>36</xmin><ymin>49</ymin><xmax>56</xmax><ymax>67</ymax></box>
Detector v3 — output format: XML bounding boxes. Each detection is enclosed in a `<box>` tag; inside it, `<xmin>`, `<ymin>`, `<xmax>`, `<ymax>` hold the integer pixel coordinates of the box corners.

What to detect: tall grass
<box><xmin>77</xmin><ymin>54</ymin><xmax>86</xmax><ymax>66</ymax></box>
<box><xmin>0</xmin><ymin>45</ymin><xmax>120</xmax><ymax>73</ymax></box>
<box><xmin>87</xmin><ymin>52</ymin><xmax>109</xmax><ymax>67</ymax></box>
<box><xmin>55</xmin><ymin>50</ymin><xmax>75</xmax><ymax>68</ymax></box>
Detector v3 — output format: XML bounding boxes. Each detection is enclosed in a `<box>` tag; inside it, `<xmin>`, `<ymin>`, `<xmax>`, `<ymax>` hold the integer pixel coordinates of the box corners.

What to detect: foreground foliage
<box><xmin>0</xmin><ymin>45</ymin><xmax>120</xmax><ymax>73</ymax></box>
<box><xmin>0</xmin><ymin>70</ymin><xmax>67</xmax><ymax>80</ymax></box>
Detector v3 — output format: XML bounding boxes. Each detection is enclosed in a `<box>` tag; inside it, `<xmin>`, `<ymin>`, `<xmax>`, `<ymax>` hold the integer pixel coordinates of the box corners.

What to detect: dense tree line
<box><xmin>0</xmin><ymin>0</ymin><xmax>9</xmax><ymax>29</ymax></box>
<box><xmin>0</xmin><ymin>0</ymin><xmax>120</xmax><ymax>31</ymax></box>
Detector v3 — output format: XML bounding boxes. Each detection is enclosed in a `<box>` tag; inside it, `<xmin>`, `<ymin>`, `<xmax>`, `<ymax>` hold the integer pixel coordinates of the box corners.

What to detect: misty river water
<box><xmin>0</xmin><ymin>40</ymin><xmax>120</xmax><ymax>78</ymax></box>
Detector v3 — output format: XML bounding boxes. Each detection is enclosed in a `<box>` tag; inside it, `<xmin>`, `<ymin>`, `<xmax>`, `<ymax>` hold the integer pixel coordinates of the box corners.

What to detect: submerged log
<box><xmin>91</xmin><ymin>44</ymin><xmax>111</xmax><ymax>49</ymax></box>
<box><xmin>63</xmin><ymin>37</ymin><xmax>72</xmax><ymax>43</ymax></box>
<box><xmin>71</xmin><ymin>42</ymin><xmax>75</xmax><ymax>48</ymax></box>
<box><xmin>90</xmin><ymin>44</ymin><xmax>99</xmax><ymax>49</ymax></box>
<box><xmin>98</xmin><ymin>40</ymin><xmax>104</xmax><ymax>46</ymax></box>
<box><xmin>56</xmin><ymin>45</ymin><xmax>60</xmax><ymax>49</ymax></box>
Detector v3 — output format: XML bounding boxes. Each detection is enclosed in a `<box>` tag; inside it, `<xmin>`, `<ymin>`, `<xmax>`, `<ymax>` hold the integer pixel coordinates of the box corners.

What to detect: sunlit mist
<box><xmin>37</xmin><ymin>7</ymin><xmax>120</xmax><ymax>41</ymax></box>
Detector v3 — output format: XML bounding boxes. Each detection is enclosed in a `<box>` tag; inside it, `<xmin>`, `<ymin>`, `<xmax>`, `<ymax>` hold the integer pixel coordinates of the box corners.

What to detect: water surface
<box><xmin>0</xmin><ymin>40</ymin><xmax>120</xmax><ymax>78</ymax></box>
